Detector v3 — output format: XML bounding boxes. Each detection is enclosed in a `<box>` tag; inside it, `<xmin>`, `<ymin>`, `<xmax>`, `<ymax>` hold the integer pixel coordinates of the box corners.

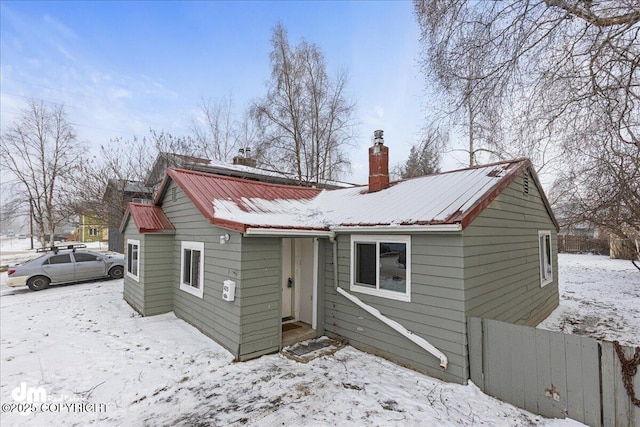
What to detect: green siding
<box><xmin>323</xmin><ymin>233</ymin><xmax>468</xmax><ymax>384</ymax></box>
<box><xmin>321</xmin><ymin>169</ymin><xmax>559</xmax><ymax>384</ymax></box>
<box><xmin>123</xmin><ymin>224</ymin><xmax>144</xmax><ymax>314</ymax></box>
<box><xmin>462</xmin><ymin>171</ymin><xmax>559</xmax><ymax>326</ymax></box>
<box><xmin>142</xmin><ymin>233</ymin><xmax>175</xmax><ymax>315</ymax></box>
<box><xmin>238</xmin><ymin>237</ymin><xmax>281</xmax><ymax>360</ymax></box>
<box><xmin>160</xmin><ymin>180</ymin><xmax>242</xmax><ymax>358</ymax></box>
<box><xmin>123</xmin><ymin>217</ymin><xmax>175</xmax><ymax>316</ymax></box>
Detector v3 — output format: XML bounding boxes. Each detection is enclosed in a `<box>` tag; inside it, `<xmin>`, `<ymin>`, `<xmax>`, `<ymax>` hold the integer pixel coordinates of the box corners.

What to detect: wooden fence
<box><xmin>558</xmin><ymin>235</ymin><xmax>610</xmax><ymax>255</ymax></box>
<box><xmin>468</xmin><ymin>317</ymin><xmax>639</xmax><ymax>426</ymax></box>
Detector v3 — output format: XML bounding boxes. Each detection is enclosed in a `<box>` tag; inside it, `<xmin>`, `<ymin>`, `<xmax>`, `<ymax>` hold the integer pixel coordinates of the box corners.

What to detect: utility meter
<box><xmin>222</xmin><ymin>280</ymin><xmax>236</xmax><ymax>301</ymax></box>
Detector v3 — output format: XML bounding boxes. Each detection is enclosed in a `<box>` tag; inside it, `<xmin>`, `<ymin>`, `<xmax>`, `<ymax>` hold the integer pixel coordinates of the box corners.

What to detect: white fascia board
<box><xmin>244</xmin><ymin>228</ymin><xmax>335</xmax><ymax>238</ymax></box>
<box><xmin>330</xmin><ymin>224</ymin><xmax>462</xmax><ymax>233</ymax></box>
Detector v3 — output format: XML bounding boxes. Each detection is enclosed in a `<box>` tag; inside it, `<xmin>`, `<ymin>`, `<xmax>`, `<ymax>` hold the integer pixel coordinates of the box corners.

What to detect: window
<box><xmin>126</xmin><ymin>239</ymin><xmax>140</xmax><ymax>281</ymax></box>
<box><xmin>74</xmin><ymin>252</ymin><xmax>100</xmax><ymax>263</ymax></box>
<box><xmin>132</xmin><ymin>198</ymin><xmax>152</xmax><ymax>204</ymax></box>
<box><xmin>180</xmin><ymin>241</ymin><xmax>204</xmax><ymax>298</ymax></box>
<box><xmin>45</xmin><ymin>254</ymin><xmax>72</xmax><ymax>265</ymax></box>
<box><xmin>89</xmin><ymin>228</ymin><xmax>99</xmax><ymax>236</ymax></box>
<box><xmin>350</xmin><ymin>235</ymin><xmax>411</xmax><ymax>302</ymax></box>
<box><xmin>539</xmin><ymin>231</ymin><xmax>553</xmax><ymax>287</ymax></box>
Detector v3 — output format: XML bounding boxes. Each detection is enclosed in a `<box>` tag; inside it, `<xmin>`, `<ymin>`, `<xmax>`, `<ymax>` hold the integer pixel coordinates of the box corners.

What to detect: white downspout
<box><xmin>330</xmin><ymin>236</ymin><xmax>448</xmax><ymax>369</ymax></box>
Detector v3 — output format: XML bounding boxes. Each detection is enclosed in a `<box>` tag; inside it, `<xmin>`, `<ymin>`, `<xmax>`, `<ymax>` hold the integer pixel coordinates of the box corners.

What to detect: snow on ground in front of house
<box><xmin>0</xmin><ymin>277</ymin><xmax>581</xmax><ymax>426</ymax></box>
<box><xmin>538</xmin><ymin>253</ymin><xmax>640</xmax><ymax>346</ymax></box>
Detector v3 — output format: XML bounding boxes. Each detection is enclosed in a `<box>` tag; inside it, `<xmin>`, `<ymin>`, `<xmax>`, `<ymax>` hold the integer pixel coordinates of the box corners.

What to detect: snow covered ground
<box><xmin>538</xmin><ymin>253</ymin><xmax>639</xmax><ymax>346</ymax></box>
<box><xmin>0</xmin><ymin>251</ymin><xmax>636</xmax><ymax>426</ymax></box>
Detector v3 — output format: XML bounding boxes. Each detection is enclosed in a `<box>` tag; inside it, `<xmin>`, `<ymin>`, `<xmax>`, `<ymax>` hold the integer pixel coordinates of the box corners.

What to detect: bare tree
<box><xmin>191</xmin><ymin>96</ymin><xmax>239</xmax><ymax>162</ymax></box>
<box><xmin>77</xmin><ymin>129</ymin><xmax>197</xmax><ymax>228</ymax></box>
<box><xmin>414</xmin><ymin>0</ymin><xmax>639</xmax><ymax>155</ymax></box>
<box><xmin>394</xmin><ymin>126</ymin><xmax>446</xmax><ymax>179</ymax></box>
<box><xmin>415</xmin><ymin>0</ymin><xmax>640</xmax><ymax>260</ymax></box>
<box><xmin>422</xmin><ymin>14</ymin><xmax>505</xmax><ymax>166</ymax></box>
<box><xmin>0</xmin><ymin>100</ymin><xmax>83</xmax><ymax>247</ymax></box>
<box><xmin>553</xmin><ymin>123</ymin><xmax>640</xmax><ymax>261</ymax></box>
<box><xmin>252</xmin><ymin>24</ymin><xmax>356</xmax><ymax>183</ymax></box>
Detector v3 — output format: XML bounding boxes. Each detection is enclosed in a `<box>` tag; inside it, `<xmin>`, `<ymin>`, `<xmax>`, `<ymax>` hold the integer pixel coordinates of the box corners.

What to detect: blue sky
<box><xmin>1</xmin><ymin>0</ymin><xmax>455</xmax><ymax>184</ymax></box>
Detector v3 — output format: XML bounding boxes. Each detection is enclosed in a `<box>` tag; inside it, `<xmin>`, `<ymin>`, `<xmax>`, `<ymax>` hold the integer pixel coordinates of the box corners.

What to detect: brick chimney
<box><xmin>368</xmin><ymin>130</ymin><xmax>389</xmax><ymax>192</ymax></box>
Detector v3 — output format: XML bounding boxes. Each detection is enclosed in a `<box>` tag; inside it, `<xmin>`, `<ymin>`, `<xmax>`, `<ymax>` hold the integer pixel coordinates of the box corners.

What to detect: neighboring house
<box><xmin>145</xmin><ymin>152</ymin><xmax>212</xmax><ymax>193</ymax></box>
<box><xmin>145</xmin><ymin>151</ymin><xmax>354</xmax><ymax>196</ymax></box>
<box><xmin>77</xmin><ymin>214</ymin><xmax>109</xmax><ymax>243</ymax></box>
<box><xmin>103</xmin><ymin>179</ymin><xmax>153</xmax><ymax>253</ymax></box>
<box><xmin>121</xmin><ymin>132</ymin><xmax>559</xmax><ymax>385</ymax></box>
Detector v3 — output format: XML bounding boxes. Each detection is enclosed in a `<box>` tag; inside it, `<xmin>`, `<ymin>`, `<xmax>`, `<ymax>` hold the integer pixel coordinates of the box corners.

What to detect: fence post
<box><xmin>467</xmin><ymin>317</ymin><xmax>484</xmax><ymax>389</ymax></box>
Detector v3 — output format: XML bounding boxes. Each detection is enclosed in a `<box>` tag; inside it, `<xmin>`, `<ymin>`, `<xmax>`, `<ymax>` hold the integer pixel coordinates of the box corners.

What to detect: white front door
<box><xmin>282</xmin><ymin>238</ymin><xmax>294</xmax><ymax>319</ymax></box>
<box><xmin>282</xmin><ymin>237</ymin><xmax>317</xmax><ymax>327</ymax></box>
<box><xmin>295</xmin><ymin>238</ymin><xmax>314</xmax><ymax>325</ymax></box>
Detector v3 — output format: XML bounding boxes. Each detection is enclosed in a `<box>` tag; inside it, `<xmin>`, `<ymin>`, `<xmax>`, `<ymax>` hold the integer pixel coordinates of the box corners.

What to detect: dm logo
<box><xmin>11</xmin><ymin>382</ymin><xmax>47</xmax><ymax>404</ymax></box>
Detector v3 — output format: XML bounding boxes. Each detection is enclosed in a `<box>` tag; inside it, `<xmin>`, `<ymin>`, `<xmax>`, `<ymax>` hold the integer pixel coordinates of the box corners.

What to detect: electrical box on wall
<box><xmin>222</xmin><ymin>280</ymin><xmax>236</xmax><ymax>301</ymax></box>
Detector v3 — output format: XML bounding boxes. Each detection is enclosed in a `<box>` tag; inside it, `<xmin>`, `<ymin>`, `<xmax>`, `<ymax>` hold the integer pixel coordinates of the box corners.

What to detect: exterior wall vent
<box><xmin>172</xmin><ymin>187</ymin><xmax>177</xmax><ymax>202</ymax></box>
<box><xmin>523</xmin><ymin>173</ymin><xmax>530</xmax><ymax>195</ymax></box>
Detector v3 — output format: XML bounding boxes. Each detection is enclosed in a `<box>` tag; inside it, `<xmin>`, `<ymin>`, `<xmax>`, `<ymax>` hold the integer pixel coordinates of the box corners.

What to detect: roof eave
<box><xmin>244</xmin><ymin>228</ymin><xmax>335</xmax><ymax>237</ymax></box>
<box><xmin>447</xmin><ymin>159</ymin><xmax>559</xmax><ymax>232</ymax></box>
<box><xmin>450</xmin><ymin>159</ymin><xmax>530</xmax><ymax>230</ymax></box>
<box><xmin>331</xmin><ymin>224</ymin><xmax>463</xmax><ymax>233</ymax></box>
<box><xmin>119</xmin><ymin>206</ymin><xmax>132</xmax><ymax>234</ymax></box>
<box><xmin>138</xmin><ymin>228</ymin><xmax>176</xmax><ymax>234</ymax></box>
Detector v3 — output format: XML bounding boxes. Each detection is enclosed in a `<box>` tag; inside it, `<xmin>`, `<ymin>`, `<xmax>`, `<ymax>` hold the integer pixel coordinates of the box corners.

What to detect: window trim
<box><xmin>126</xmin><ymin>239</ymin><xmax>140</xmax><ymax>282</ymax></box>
<box><xmin>350</xmin><ymin>235</ymin><xmax>411</xmax><ymax>302</ymax></box>
<box><xmin>180</xmin><ymin>241</ymin><xmax>204</xmax><ymax>298</ymax></box>
<box><xmin>538</xmin><ymin>230</ymin><xmax>553</xmax><ymax>287</ymax></box>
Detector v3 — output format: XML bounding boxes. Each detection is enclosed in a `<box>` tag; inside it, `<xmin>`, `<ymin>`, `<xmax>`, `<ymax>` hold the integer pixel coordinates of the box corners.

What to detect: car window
<box><xmin>45</xmin><ymin>254</ymin><xmax>72</xmax><ymax>265</ymax></box>
<box><xmin>73</xmin><ymin>253</ymin><xmax>101</xmax><ymax>263</ymax></box>
<box><xmin>24</xmin><ymin>254</ymin><xmax>47</xmax><ymax>264</ymax></box>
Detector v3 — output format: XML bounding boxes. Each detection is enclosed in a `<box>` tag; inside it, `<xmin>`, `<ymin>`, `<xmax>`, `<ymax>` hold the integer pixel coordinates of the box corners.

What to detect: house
<box><xmin>145</xmin><ymin>151</ymin><xmax>354</xmax><ymax>195</ymax></box>
<box><xmin>121</xmin><ymin>131</ymin><xmax>559</xmax><ymax>384</ymax></box>
<box><xmin>76</xmin><ymin>214</ymin><xmax>109</xmax><ymax>243</ymax></box>
<box><xmin>144</xmin><ymin>152</ymin><xmax>212</xmax><ymax>193</ymax></box>
<box><xmin>103</xmin><ymin>179</ymin><xmax>153</xmax><ymax>253</ymax></box>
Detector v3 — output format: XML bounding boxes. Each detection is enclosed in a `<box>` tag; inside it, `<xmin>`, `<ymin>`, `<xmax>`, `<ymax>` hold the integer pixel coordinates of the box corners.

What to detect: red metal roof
<box><xmin>166</xmin><ymin>168</ymin><xmax>322</xmax><ymax>232</ymax></box>
<box><xmin>122</xmin><ymin>203</ymin><xmax>175</xmax><ymax>233</ymax></box>
<box><xmin>156</xmin><ymin>159</ymin><xmax>558</xmax><ymax>233</ymax></box>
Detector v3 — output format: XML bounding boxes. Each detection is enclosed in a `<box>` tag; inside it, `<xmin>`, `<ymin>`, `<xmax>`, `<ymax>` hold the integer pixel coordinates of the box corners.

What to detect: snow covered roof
<box><xmin>162</xmin><ymin>158</ymin><xmax>557</xmax><ymax>234</ymax></box>
<box><xmin>120</xmin><ymin>203</ymin><xmax>175</xmax><ymax>233</ymax></box>
<box><xmin>146</xmin><ymin>151</ymin><xmax>355</xmax><ymax>190</ymax></box>
<box><xmin>192</xmin><ymin>159</ymin><xmax>355</xmax><ymax>189</ymax></box>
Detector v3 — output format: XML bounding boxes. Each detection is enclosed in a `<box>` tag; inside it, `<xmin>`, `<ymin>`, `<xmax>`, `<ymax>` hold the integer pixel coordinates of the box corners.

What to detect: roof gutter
<box><xmin>331</xmin><ymin>224</ymin><xmax>462</xmax><ymax>233</ymax></box>
<box><xmin>244</xmin><ymin>228</ymin><xmax>336</xmax><ymax>238</ymax></box>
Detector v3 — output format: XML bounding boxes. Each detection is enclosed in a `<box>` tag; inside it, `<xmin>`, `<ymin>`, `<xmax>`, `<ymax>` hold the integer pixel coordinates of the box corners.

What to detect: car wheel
<box><xmin>27</xmin><ymin>276</ymin><xmax>50</xmax><ymax>291</ymax></box>
<box><xmin>109</xmin><ymin>266</ymin><xmax>124</xmax><ymax>279</ymax></box>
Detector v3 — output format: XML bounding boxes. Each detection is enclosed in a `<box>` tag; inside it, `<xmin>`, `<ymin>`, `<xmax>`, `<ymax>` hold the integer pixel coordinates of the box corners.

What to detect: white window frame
<box><xmin>180</xmin><ymin>241</ymin><xmax>204</xmax><ymax>298</ymax></box>
<box><xmin>350</xmin><ymin>235</ymin><xmax>411</xmax><ymax>302</ymax></box>
<box><xmin>126</xmin><ymin>239</ymin><xmax>140</xmax><ymax>282</ymax></box>
<box><xmin>538</xmin><ymin>230</ymin><xmax>553</xmax><ymax>287</ymax></box>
